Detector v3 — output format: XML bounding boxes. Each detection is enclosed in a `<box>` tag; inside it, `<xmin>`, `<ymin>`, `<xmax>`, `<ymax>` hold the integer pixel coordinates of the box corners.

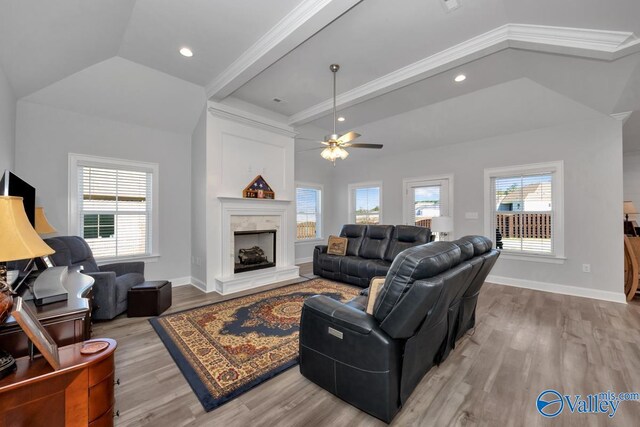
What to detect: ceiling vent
<box><xmin>441</xmin><ymin>0</ymin><xmax>461</xmax><ymax>12</ymax></box>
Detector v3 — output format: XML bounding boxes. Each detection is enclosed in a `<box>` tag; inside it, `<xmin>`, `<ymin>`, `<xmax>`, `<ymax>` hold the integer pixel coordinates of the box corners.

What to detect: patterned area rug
<box><xmin>150</xmin><ymin>279</ymin><xmax>360</xmax><ymax>411</ymax></box>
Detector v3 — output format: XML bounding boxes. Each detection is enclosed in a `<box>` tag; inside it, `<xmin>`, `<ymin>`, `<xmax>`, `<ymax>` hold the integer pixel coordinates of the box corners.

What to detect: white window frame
<box><xmin>68</xmin><ymin>153</ymin><xmax>160</xmax><ymax>263</ymax></box>
<box><xmin>295</xmin><ymin>182</ymin><xmax>323</xmax><ymax>243</ymax></box>
<box><xmin>348</xmin><ymin>181</ymin><xmax>383</xmax><ymax>225</ymax></box>
<box><xmin>402</xmin><ymin>174</ymin><xmax>454</xmax><ymax>228</ymax></box>
<box><xmin>484</xmin><ymin>161</ymin><xmax>565</xmax><ymax>264</ymax></box>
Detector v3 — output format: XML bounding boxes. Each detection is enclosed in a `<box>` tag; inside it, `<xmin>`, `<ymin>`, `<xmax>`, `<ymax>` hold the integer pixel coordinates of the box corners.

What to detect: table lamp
<box><xmin>431</xmin><ymin>216</ymin><xmax>454</xmax><ymax>241</ymax></box>
<box><xmin>34</xmin><ymin>207</ymin><xmax>57</xmax><ymax>235</ymax></box>
<box><xmin>0</xmin><ymin>196</ymin><xmax>55</xmax><ymax>323</ymax></box>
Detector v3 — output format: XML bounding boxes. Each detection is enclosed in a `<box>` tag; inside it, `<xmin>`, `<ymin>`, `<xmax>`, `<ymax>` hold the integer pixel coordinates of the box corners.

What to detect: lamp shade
<box><xmin>35</xmin><ymin>207</ymin><xmax>57</xmax><ymax>234</ymax></box>
<box><xmin>430</xmin><ymin>216</ymin><xmax>454</xmax><ymax>233</ymax></box>
<box><xmin>0</xmin><ymin>196</ymin><xmax>54</xmax><ymax>262</ymax></box>
<box><xmin>624</xmin><ymin>201</ymin><xmax>638</xmax><ymax>215</ymax></box>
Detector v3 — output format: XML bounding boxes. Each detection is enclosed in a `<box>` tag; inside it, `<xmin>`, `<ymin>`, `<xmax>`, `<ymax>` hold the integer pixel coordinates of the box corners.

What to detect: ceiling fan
<box><xmin>298</xmin><ymin>64</ymin><xmax>383</xmax><ymax>165</ymax></box>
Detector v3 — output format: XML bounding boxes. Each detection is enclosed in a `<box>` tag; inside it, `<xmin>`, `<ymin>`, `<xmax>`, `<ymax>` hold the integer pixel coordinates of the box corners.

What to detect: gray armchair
<box><xmin>44</xmin><ymin>236</ymin><xmax>145</xmax><ymax>320</ymax></box>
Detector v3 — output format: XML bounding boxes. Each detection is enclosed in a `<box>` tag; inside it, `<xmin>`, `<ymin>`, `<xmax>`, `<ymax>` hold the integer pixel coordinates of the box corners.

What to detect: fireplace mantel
<box><xmin>215</xmin><ymin>197</ymin><xmax>299</xmax><ymax>294</ymax></box>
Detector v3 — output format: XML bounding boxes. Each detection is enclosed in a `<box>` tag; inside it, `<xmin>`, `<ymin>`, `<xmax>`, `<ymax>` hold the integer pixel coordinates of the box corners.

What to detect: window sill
<box><xmin>96</xmin><ymin>254</ymin><xmax>161</xmax><ymax>265</ymax></box>
<box><xmin>499</xmin><ymin>252</ymin><xmax>566</xmax><ymax>264</ymax></box>
<box><xmin>295</xmin><ymin>238</ymin><xmax>324</xmax><ymax>244</ymax></box>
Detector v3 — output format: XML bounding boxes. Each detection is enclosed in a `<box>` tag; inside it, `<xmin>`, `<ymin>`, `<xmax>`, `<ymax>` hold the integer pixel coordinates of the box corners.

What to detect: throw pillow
<box><xmin>327</xmin><ymin>235</ymin><xmax>348</xmax><ymax>256</ymax></box>
<box><xmin>366</xmin><ymin>277</ymin><xmax>386</xmax><ymax>315</ymax></box>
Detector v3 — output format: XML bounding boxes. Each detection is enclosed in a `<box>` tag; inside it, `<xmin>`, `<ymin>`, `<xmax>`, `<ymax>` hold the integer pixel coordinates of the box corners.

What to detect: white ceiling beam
<box><xmin>288</xmin><ymin>24</ymin><xmax>640</xmax><ymax>127</ymax></box>
<box><xmin>206</xmin><ymin>0</ymin><xmax>362</xmax><ymax>101</ymax></box>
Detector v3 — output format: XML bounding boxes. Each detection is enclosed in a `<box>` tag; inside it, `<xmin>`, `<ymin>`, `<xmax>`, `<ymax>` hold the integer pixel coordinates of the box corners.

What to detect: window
<box><xmin>69</xmin><ymin>154</ymin><xmax>159</xmax><ymax>261</ymax></box>
<box><xmin>485</xmin><ymin>162</ymin><xmax>564</xmax><ymax>259</ymax></box>
<box><xmin>296</xmin><ymin>185</ymin><xmax>322</xmax><ymax>240</ymax></box>
<box><xmin>349</xmin><ymin>182</ymin><xmax>382</xmax><ymax>225</ymax></box>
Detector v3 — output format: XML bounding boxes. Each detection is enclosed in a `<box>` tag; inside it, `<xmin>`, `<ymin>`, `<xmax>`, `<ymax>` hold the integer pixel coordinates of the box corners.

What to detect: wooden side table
<box><xmin>0</xmin><ymin>338</ymin><xmax>117</xmax><ymax>427</ymax></box>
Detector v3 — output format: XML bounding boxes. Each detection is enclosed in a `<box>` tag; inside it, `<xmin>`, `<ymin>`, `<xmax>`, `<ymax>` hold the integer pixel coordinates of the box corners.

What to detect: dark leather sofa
<box><xmin>44</xmin><ymin>236</ymin><xmax>146</xmax><ymax>320</ymax></box>
<box><xmin>300</xmin><ymin>236</ymin><xmax>499</xmax><ymax>422</ymax></box>
<box><xmin>313</xmin><ymin>224</ymin><xmax>431</xmax><ymax>287</ymax></box>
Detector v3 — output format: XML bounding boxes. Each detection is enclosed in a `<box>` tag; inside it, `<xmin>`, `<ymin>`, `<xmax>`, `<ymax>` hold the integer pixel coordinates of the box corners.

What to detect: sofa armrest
<box><xmin>86</xmin><ymin>271</ymin><xmax>117</xmax><ymax>320</ymax></box>
<box><xmin>314</xmin><ymin>245</ymin><xmax>328</xmax><ymax>255</ymax></box>
<box><xmin>99</xmin><ymin>261</ymin><xmax>145</xmax><ymax>277</ymax></box>
<box><xmin>303</xmin><ymin>295</ymin><xmax>377</xmax><ymax>334</ymax></box>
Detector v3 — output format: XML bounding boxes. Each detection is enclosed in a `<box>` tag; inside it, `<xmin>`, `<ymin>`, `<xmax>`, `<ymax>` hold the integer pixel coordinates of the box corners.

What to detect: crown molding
<box><xmin>206</xmin><ymin>0</ymin><xmax>361</xmax><ymax>100</ymax></box>
<box><xmin>207</xmin><ymin>101</ymin><xmax>297</xmax><ymax>137</ymax></box>
<box><xmin>288</xmin><ymin>24</ymin><xmax>640</xmax><ymax>126</ymax></box>
<box><xmin>611</xmin><ymin>111</ymin><xmax>633</xmax><ymax>124</ymax></box>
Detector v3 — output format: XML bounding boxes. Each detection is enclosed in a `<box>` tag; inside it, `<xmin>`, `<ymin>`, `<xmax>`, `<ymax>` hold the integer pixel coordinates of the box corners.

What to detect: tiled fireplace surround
<box><xmin>215</xmin><ymin>197</ymin><xmax>299</xmax><ymax>294</ymax></box>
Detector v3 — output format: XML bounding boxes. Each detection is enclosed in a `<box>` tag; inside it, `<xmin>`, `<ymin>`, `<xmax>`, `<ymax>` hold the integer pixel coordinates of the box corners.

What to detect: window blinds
<box><xmin>296</xmin><ymin>187</ymin><xmax>320</xmax><ymax>239</ymax></box>
<box><xmin>78</xmin><ymin>166</ymin><xmax>152</xmax><ymax>259</ymax></box>
<box><xmin>492</xmin><ymin>172</ymin><xmax>553</xmax><ymax>254</ymax></box>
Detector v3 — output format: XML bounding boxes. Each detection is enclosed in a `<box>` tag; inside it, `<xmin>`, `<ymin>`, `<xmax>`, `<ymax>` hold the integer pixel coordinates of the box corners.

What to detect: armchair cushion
<box><xmin>359</xmin><ymin>225</ymin><xmax>393</xmax><ymax>259</ymax></box>
<box><xmin>339</xmin><ymin>224</ymin><xmax>367</xmax><ymax>256</ymax></box>
<box><xmin>115</xmin><ymin>273</ymin><xmax>146</xmax><ymax>304</ymax></box>
<box><xmin>100</xmin><ymin>261</ymin><xmax>145</xmax><ymax>277</ymax></box>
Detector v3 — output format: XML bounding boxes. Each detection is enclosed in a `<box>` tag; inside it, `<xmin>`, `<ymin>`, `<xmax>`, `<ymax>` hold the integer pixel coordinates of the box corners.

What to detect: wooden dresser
<box><xmin>0</xmin><ymin>339</ymin><xmax>117</xmax><ymax>427</ymax></box>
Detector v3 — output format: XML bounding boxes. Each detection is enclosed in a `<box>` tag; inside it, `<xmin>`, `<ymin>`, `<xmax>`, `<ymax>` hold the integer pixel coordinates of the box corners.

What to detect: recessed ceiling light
<box><xmin>337</xmin><ymin>116</ymin><xmax>346</xmax><ymax>122</ymax></box>
<box><xmin>454</xmin><ymin>74</ymin><xmax>466</xmax><ymax>83</ymax></box>
<box><xmin>179</xmin><ymin>47</ymin><xmax>193</xmax><ymax>58</ymax></box>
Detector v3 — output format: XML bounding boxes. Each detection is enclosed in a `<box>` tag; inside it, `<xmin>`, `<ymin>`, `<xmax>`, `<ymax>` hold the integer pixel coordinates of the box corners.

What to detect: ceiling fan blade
<box><xmin>337</xmin><ymin>131</ymin><xmax>361</xmax><ymax>144</ymax></box>
<box><xmin>342</xmin><ymin>143</ymin><xmax>383</xmax><ymax>149</ymax></box>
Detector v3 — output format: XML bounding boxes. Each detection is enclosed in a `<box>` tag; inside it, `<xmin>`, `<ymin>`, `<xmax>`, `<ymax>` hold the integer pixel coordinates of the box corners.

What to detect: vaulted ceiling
<box><xmin>1</xmin><ymin>0</ymin><xmax>639</xmax><ymax>146</ymax></box>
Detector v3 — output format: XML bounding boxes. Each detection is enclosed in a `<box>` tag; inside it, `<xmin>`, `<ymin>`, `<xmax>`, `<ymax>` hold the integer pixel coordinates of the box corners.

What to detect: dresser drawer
<box><xmin>89</xmin><ymin>372</ymin><xmax>115</xmax><ymax>421</ymax></box>
<box><xmin>89</xmin><ymin>406</ymin><xmax>113</xmax><ymax>427</ymax></box>
<box><xmin>89</xmin><ymin>354</ymin><xmax>114</xmax><ymax>386</ymax></box>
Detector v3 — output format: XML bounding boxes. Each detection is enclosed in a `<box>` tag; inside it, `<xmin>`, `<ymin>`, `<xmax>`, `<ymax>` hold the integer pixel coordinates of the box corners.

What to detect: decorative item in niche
<box><xmin>243</xmin><ymin>175</ymin><xmax>275</xmax><ymax>199</ymax></box>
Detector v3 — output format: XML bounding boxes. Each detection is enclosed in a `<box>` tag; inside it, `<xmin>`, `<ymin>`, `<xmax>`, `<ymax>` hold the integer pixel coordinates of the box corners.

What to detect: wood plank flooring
<box><xmin>94</xmin><ymin>264</ymin><xmax>640</xmax><ymax>426</ymax></box>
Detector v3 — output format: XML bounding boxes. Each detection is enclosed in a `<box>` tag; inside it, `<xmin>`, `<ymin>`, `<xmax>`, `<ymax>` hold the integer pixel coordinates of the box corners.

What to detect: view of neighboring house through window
<box><xmin>491</xmin><ymin>170</ymin><xmax>556</xmax><ymax>254</ymax></box>
<box><xmin>405</xmin><ymin>177</ymin><xmax>450</xmax><ymax>229</ymax></box>
<box><xmin>73</xmin><ymin>159</ymin><xmax>156</xmax><ymax>260</ymax></box>
<box><xmin>296</xmin><ymin>186</ymin><xmax>321</xmax><ymax>240</ymax></box>
<box><xmin>350</xmin><ymin>184</ymin><xmax>381</xmax><ymax>224</ymax></box>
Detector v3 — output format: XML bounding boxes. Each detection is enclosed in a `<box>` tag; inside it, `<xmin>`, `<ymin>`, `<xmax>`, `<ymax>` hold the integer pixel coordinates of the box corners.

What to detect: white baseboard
<box><xmin>189</xmin><ymin>277</ymin><xmax>207</xmax><ymax>292</ymax></box>
<box><xmin>295</xmin><ymin>257</ymin><xmax>313</xmax><ymax>264</ymax></box>
<box><xmin>169</xmin><ymin>276</ymin><xmax>192</xmax><ymax>287</ymax></box>
<box><xmin>486</xmin><ymin>275</ymin><xmax>627</xmax><ymax>304</ymax></box>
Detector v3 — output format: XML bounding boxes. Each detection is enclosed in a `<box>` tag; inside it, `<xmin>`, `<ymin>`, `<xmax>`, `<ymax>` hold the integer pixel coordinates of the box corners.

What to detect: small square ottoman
<box><xmin>127</xmin><ymin>280</ymin><xmax>172</xmax><ymax>317</ymax></box>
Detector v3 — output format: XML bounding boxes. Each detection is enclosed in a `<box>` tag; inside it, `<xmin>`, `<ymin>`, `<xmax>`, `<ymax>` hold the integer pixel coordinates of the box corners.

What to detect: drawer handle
<box><xmin>114</xmin><ymin>410</ymin><xmax>120</xmax><ymax>418</ymax></box>
<box><xmin>114</xmin><ymin>378</ymin><xmax>121</xmax><ymax>386</ymax></box>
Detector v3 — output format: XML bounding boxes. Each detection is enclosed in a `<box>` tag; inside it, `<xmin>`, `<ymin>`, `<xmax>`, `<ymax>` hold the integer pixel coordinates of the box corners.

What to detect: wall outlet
<box><xmin>582</xmin><ymin>264</ymin><xmax>591</xmax><ymax>273</ymax></box>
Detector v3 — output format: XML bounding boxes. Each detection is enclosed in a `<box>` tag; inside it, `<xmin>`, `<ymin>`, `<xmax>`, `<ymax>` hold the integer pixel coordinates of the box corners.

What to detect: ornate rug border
<box><xmin>149</xmin><ymin>279</ymin><xmax>359</xmax><ymax>412</ymax></box>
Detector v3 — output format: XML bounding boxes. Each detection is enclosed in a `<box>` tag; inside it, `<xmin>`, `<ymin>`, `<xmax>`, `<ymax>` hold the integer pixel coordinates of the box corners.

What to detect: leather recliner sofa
<box><xmin>313</xmin><ymin>224</ymin><xmax>431</xmax><ymax>287</ymax></box>
<box><xmin>300</xmin><ymin>235</ymin><xmax>499</xmax><ymax>422</ymax></box>
<box><xmin>44</xmin><ymin>236</ymin><xmax>146</xmax><ymax>320</ymax></box>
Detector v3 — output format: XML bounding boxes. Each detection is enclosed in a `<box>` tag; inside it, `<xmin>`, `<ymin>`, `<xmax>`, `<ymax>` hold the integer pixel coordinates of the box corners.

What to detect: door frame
<box><xmin>402</xmin><ymin>174</ymin><xmax>454</xmax><ymax>232</ymax></box>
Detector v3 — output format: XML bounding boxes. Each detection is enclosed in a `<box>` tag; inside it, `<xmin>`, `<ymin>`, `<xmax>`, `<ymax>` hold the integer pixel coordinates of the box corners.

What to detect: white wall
<box><xmin>191</xmin><ymin>108</ymin><xmax>207</xmax><ymax>285</ymax></box>
<box><xmin>294</xmin><ymin>150</ymin><xmax>335</xmax><ymax>263</ymax></box>
<box><xmin>302</xmin><ymin>117</ymin><xmax>624</xmax><ymax>300</ymax></box>
<box><xmin>0</xmin><ymin>65</ymin><xmax>15</xmax><ymax>172</ymax></box>
<box><xmin>15</xmin><ymin>101</ymin><xmax>192</xmax><ymax>283</ymax></box>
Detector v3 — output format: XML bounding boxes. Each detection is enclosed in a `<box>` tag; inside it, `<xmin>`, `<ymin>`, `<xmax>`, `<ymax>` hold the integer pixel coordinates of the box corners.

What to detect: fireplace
<box><xmin>234</xmin><ymin>229</ymin><xmax>277</xmax><ymax>273</ymax></box>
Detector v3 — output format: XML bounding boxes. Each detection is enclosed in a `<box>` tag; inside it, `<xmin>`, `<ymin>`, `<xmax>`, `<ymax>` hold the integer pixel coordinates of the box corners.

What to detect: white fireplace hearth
<box><xmin>214</xmin><ymin>197</ymin><xmax>299</xmax><ymax>294</ymax></box>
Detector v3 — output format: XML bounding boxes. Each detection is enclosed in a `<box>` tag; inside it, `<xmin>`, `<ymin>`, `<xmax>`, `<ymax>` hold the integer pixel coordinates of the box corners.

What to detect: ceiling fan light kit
<box><xmin>311</xmin><ymin>63</ymin><xmax>383</xmax><ymax>165</ymax></box>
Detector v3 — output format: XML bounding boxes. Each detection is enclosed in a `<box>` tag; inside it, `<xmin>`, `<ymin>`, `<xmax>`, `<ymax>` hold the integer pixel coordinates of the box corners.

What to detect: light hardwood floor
<box><xmin>94</xmin><ymin>265</ymin><xmax>640</xmax><ymax>426</ymax></box>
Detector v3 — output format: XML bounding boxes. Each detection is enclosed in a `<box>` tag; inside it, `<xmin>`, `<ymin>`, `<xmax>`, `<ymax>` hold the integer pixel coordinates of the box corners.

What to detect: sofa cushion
<box><xmin>455</xmin><ymin>235</ymin><xmax>493</xmax><ymax>256</ymax></box>
<box><xmin>45</xmin><ymin>236</ymin><xmax>100</xmax><ymax>273</ymax></box>
<box><xmin>452</xmin><ymin>238</ymin><xmax>474</xmax><ymax>262</ymax></box>
<box><xmin>359</xmin><ymin>225</ymin><xmax>394</xmax><ymax>259</ymax></box>
<box><xmin>316</xmin><ymin>253</ymin><xmax>343</xmax><ymax>273</ymax></box>
<box><xmin>384</xmin><ymin>225</ymin><xmax>431</xmax><ymax>262</ymax></box>
<box><xmin>339</xmin><ymin>224</ymin><xmax>367</xmax><ymax>256</ymax></box>
<box><xmin>373</xmin><ymin>241</ymin><xmax>461</xmax><ymax>322</ymax></box>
